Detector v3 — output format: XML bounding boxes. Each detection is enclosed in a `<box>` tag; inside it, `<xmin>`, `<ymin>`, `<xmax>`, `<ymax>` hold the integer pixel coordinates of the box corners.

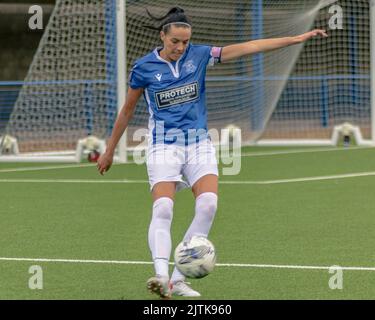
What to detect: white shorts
<box><xmin>146</xmin><ymin>139</ymin><xmax>218</xmax><ymax>192</ymax></box>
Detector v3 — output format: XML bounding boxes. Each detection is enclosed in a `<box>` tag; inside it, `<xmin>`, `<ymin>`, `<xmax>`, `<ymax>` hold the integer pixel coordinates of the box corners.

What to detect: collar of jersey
<box><xmin>153</xmin><ymin>45</ymin><xmax>190</xmax><ymax>79</ymax></box>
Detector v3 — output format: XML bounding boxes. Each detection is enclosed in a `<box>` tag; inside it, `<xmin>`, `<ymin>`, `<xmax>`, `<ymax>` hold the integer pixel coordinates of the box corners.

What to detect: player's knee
<box><xmin>152</xmin><ymin>197</ymin><xmax>174</xmax><ymax>221</ymax></box>
<box><xmin>196</xmin><ymin>192</ymin><xmax>217</xmax><ymax>221</ymax></box>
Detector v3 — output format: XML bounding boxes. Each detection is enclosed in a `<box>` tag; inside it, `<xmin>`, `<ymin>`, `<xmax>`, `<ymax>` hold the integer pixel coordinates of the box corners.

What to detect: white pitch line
<box><xmin>0</xmin><ymin>163</ymin><xmax>94</xmax><ymax>173</ymax></box>
<box><xmin>220</xmin><ymin>171</ymin><xmax>375</xmax><ymax>185</ymax></box>
<box><xmin>240</xmin><ymin>146</ymin><xmax>373</xmax><ymax>157</ymax></box>
<box><xmin>0</xmin><ymin>178</ymin><xmax>149</xmax><ymax>184</ymax></box>
<box><xmin>0</xmin><ymin>147</ymin><xmax>372</xmax><ymax>175</ymax></box>
<box><xmin>216</xmin><ymin>263</ymin><xmax>375</xmax><ymax>271</ymax></box>
<box><xmin>0</xmin><ymin>257</ymin><xmax>374</xmax><ymax>271</ymax></box>
<box><xmin>0</xmin><ymin>257</ymin><xmax>153</xmax><ymax>265</ymax></box>
<box><xmin>0</xmin><ymin>162</ymin><xmax>137</xmax><ymax>174</ymax></box>
<box><xmin>1</xmin><ymin>171</ymin><xmax>375</xmax><ymax>185</ymax></box>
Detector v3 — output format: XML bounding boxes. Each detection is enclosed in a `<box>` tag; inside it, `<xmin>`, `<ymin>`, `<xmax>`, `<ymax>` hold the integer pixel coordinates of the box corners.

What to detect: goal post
<box><xmin>371</xmin><ymin>0</ymin><xmax>375</xmax><ymax>145</ymax></box>
<box><xmin>115</xmin><ymin>0</ymin><xmax>128</xmax><ymax>163</ymax></box>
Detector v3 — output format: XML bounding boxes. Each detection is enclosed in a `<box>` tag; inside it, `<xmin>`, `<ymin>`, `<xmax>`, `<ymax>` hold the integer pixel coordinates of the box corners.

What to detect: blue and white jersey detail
<box><xmin>129</xmin><ymin>44</ymin><xmax>221</xmax><ymax>145</ymax></box>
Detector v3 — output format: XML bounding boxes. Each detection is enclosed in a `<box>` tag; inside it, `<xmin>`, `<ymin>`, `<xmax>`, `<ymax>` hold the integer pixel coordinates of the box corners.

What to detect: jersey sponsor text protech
<box><xmin>155</xmin><ymin>82</ymin><xmax>199</xmax><ymax>109</ymax></box>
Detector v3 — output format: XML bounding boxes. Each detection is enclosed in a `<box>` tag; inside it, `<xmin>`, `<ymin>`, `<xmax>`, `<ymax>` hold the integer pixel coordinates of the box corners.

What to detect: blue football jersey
<box><xmin>129</xmin><ymin>44</ymin><xmax>222</xmax><ymax>145</ymax></box>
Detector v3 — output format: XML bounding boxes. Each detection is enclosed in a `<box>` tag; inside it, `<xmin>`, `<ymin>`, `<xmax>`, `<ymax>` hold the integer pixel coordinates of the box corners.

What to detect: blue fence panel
<box><xmin>0</xmin><ymin>84</ymin><xmax>21</xmax><ymax>131</ymax></box>
<box><xmin>1</xmin><ymin>75</ymin><xmax>370</xmax><ymax>134</ymax></box>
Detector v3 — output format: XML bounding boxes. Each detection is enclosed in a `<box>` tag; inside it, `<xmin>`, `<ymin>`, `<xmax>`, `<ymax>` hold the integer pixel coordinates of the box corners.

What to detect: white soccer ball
<box><xmin>174</xmin><ymin>236</ymin><xmax>216</xmax><ymax>279</ymax></box>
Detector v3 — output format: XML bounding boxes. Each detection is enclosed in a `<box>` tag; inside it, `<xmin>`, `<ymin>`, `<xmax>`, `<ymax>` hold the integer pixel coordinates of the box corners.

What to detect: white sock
<box><xmin>148</xmin><ymin>197</ymin><xmax>174</xmax><ymax>278</ymax></box>
<box><xmin>171</xmin><ymin>192</ymin><xmax>218</xmax><ymax>283</ymax></box>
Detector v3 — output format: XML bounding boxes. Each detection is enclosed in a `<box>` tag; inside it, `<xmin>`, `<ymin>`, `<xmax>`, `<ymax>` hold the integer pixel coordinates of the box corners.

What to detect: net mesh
<box><xmin>6</xmin><ymin>0</ymin><xmax>118</xmax><ymax>152</ymax></box>
<box><xmin>264</xmin><ymin>0</ymin><xmax>371</xmax><ymax>140</ymax></box>
<box><xmin>126</xmin><ymin>0</ymin><xmax>327</xmax><ymax>145</ymax></box>
<box><xmin>127</xmin><ymin>0</ymin><xmax>371</xmax><ymax>145</ymax></box>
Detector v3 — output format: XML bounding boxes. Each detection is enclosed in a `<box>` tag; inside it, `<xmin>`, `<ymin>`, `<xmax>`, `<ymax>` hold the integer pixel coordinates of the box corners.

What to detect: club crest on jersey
<box><xmin>155</xmin><ymin>73</ymin><xmax>162</xmax><ymax>81</ymax></box>
<box><xmin>155</xmin><ymin>82</ymin><xmax>199</xmax><ymax>109</ymax></box>
<box><xmin>183</xmin><ymin>60</ymin><xmax>197</xmax><ymax>74</ymax></box>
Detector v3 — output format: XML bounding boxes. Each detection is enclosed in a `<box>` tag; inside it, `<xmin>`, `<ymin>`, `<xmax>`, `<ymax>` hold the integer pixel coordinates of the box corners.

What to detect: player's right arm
<box><xmin>97</xmin><ymin>87</ymin><xmax>143</xmax><ymax>175</ymax></box>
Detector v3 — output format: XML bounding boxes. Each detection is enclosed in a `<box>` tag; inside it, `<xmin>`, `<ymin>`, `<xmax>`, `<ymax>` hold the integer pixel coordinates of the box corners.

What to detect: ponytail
<box><xmin>143</xmin><ymin>7</ymin><xmax>192</xmax><ymax>32</ymax></box>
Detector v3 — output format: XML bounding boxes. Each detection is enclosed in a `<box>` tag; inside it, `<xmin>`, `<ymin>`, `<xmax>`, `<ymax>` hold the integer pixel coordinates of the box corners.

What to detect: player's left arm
<box><xmin>220</xmin><ymin>29</ymin><xmax>328</xmax><ymax>63</ymax></box>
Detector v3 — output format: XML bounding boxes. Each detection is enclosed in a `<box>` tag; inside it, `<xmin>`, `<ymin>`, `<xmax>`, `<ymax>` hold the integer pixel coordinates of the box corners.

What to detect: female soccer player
<box><xmin>97</xmin><ymin>7</ymin><xmax>328</xmax><ymax>298</ymax></box>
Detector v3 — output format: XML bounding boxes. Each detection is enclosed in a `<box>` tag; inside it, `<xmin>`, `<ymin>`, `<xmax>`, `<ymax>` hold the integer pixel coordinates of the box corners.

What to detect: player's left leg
<box><xmin>171</xmin><ymin>174</ymin><xmax>218</xmax><ymax>296</ymax></box>
<box><xmin>179</xmin><ymin>139</ymin><xmax>219</xmax><ymax>250</ymax></box>
<box><xmin>170</xmin><ymin>139</ymin><xmax>219</xmax><ymax>296</ymax></box>
<box><xmin>191</xmin><ymin>173</ymin><xmax>218</xmax><ymax>197</ymax></box>
<box><xmin>189</xmin><ymin>174</ymin><xmax>218</xmax><ymax>243</ymax></box>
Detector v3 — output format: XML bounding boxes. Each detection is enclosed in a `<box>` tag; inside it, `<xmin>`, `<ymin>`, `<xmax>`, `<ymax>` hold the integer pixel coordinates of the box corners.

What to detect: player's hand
<box><xmin>295</xmin><ymin>29</ymin><xmax>328</xmax><ymax>43</ymax></box>
<box><xmin>97</xmin><ymin>151</ymin><xmax>113</xmax><ymax>175</ymax></box>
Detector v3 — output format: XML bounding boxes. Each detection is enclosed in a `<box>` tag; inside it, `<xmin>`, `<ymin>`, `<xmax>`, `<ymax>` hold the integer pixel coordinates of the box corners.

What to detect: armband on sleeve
<box><xmin>208</xmin><ymin>47</ymin><xmax>222</xmax><ymax>66</ymax></box>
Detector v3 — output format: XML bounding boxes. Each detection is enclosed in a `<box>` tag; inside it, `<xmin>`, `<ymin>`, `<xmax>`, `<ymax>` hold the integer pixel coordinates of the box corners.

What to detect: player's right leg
<box><xmin>146</xmin><ymin>143</ymin><xmax>187</xmax><ymax>298</ymax></box>
<box><xmin>146</xmin><ymin>182</ymin><xmax>176</xmax><ymax>299</ymax></box>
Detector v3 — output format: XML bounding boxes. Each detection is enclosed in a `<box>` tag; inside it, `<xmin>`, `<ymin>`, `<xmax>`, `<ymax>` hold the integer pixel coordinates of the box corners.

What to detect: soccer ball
<box><xmin>174</xmin><ymin>236</ymin><xmax>216</xmax><ymax>279</ymax></box>
<box><xmin>88</xmin><ymin>150</ymin><xmax>100</xmax><ymax>162</ymax></box>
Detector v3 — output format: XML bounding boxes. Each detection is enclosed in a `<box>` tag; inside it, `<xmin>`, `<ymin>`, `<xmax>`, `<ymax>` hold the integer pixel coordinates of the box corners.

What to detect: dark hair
<box><xmin>143</xmin><ymin>7</ymin><xmax>192</xmax><ymax>33</ymax></box>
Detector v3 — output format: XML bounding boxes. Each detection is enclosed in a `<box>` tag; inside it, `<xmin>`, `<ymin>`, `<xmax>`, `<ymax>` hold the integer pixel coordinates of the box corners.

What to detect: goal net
<box><xmin>262</xmin><ymin>0</ymin><xmax>372</xmax><ymax>145</ymax></box>
<box><xmin>1</xmin><ymin>0</ymin><xmax>372</xmax><ymax>162</ymax></box>
<box><xmin>2</xmin><ymin>0</ymin><xmax>119</xmax><ymax>161</ymax></box>
<box><xmin>126</xmin><ymin>0</ymin><xmax>372</xmax><ymax>147</ymax></box>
